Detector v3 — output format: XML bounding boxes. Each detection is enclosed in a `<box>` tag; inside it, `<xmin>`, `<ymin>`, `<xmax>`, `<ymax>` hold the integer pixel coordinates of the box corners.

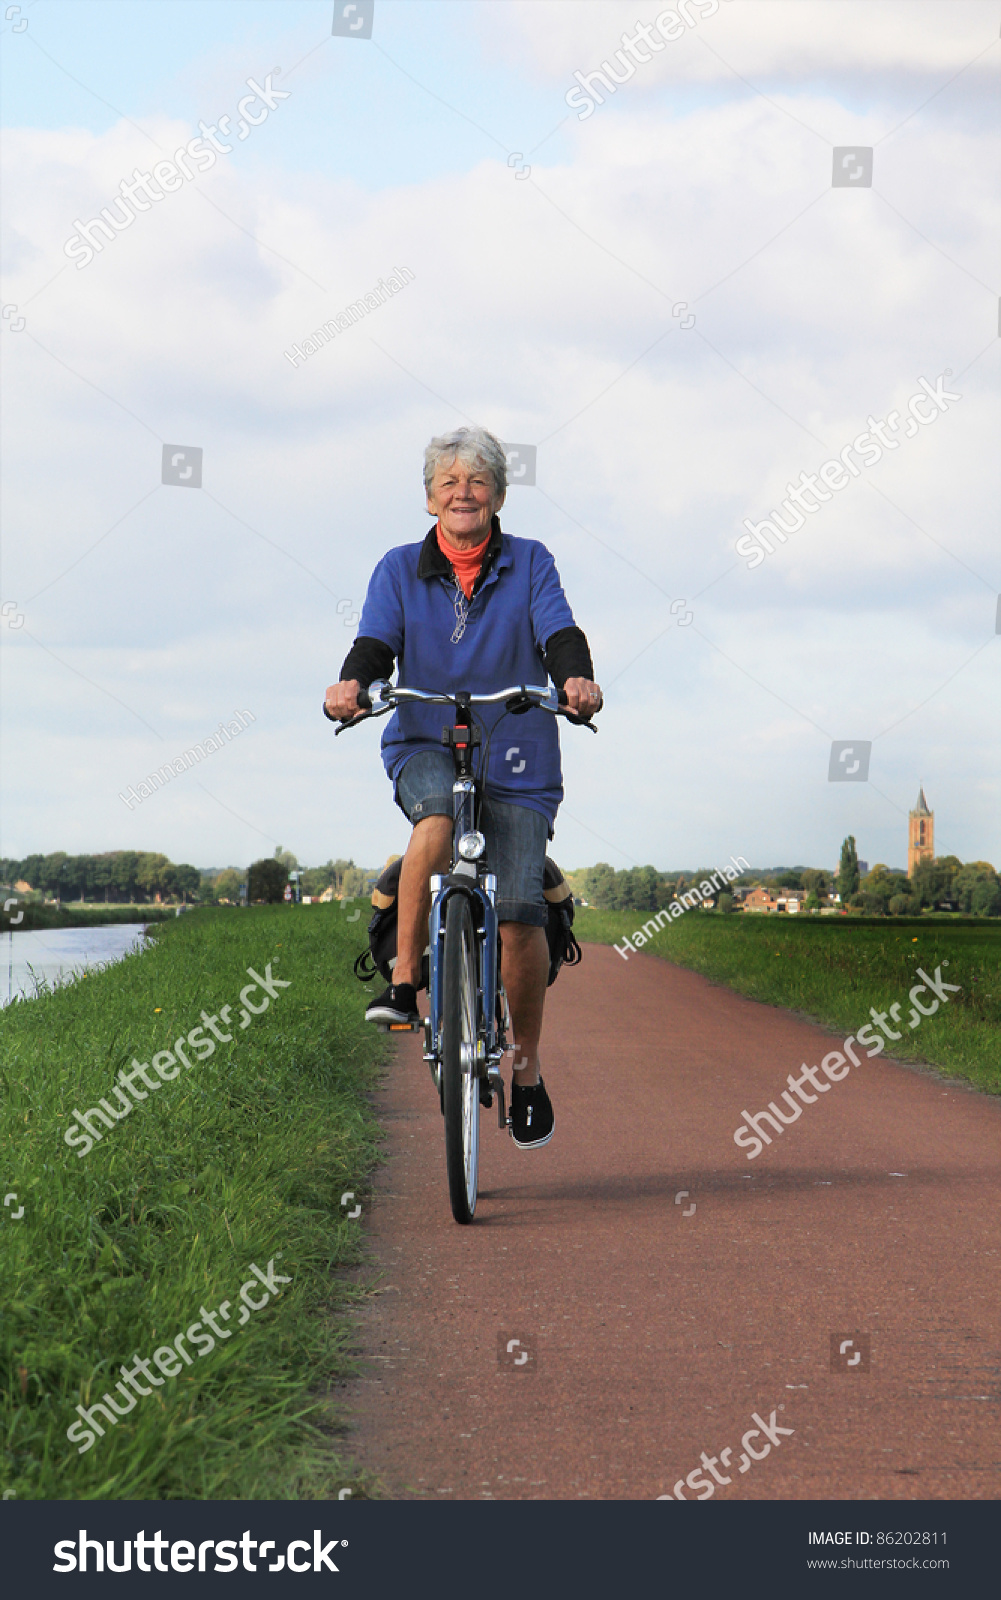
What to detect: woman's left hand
<box><xmin>562</xmin><ymin>678</ymin><xmax>603</xmax><ymax>719</ymax></box>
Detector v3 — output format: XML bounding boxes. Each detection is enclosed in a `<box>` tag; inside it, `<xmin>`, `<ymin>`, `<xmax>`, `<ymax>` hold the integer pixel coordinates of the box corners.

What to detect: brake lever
<box><xmin>559</xmin><ymin>707</ymin><xmax>599</xmax><ymax>732</ymax></box>
<box><xmin>555</xmin><ymin>690</ymin><xmax>600</xmax><ymax>732</ymax></box>
<box><xmin>324</xmin><ymin>701</ymin><xmax>370</xmax><ymax>735</ymax></box>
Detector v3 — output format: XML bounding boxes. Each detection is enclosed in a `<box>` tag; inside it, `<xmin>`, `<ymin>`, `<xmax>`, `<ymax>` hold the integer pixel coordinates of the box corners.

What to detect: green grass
<box><xmin>574</xmin><ymin>910</ymin><xmax>1001</xmax><ymax>1093</ymax></box>
<box><xmin>8</xmin><ymin>904</ymin><xmax>174</xmax><ymax>932</ymax></box>
<box><xmin>0</xmin><ymin>905</ymin><xmax>388</xmax><ymax>1500</ymax></box>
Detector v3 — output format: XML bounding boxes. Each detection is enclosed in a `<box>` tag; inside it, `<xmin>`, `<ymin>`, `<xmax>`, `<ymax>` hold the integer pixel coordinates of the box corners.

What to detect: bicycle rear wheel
<box><xmin>441</xmin><ymin>892</ymin><xmax>480</xmax><ymax>1224</ymax></box>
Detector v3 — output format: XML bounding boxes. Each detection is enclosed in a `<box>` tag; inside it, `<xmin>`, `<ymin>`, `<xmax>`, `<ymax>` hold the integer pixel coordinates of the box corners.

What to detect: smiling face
<box><xmin>426</xmin><ymin>455</ymin><xmax>505</xmax><ymax>547</ymax></box>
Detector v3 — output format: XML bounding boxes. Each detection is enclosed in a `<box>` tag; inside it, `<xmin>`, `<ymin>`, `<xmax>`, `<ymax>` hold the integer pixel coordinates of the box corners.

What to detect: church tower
<box><xmin>908</xmin><ymin>787</ymin><xmax>934</xmax><ymax>877</ymax></box>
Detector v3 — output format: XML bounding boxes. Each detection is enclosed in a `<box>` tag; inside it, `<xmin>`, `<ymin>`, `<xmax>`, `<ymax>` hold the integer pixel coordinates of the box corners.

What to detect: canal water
<box><xmin>1</xmin><ymin>924</ymin><xmax>151</xmax><ymax>1007</ymax></box>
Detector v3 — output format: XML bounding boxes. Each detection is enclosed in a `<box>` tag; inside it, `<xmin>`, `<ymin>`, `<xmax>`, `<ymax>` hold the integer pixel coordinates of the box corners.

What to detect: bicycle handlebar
<box><xmin>363</xmin><ymin>681</ymin><xmax>558</xmax><ymax>710</ymax></box>
<box><xmin>325</xmin><ymin>680</ymin><xmax>599</xmax><ymax>733</ymax></box>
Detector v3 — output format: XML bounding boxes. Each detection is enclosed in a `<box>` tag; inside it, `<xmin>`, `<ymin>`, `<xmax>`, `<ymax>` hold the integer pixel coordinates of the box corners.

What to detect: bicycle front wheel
<box><xmin>441</xmin><ymin>892</ymin><xmax>480</xmax><ymax>1224</ymax></box>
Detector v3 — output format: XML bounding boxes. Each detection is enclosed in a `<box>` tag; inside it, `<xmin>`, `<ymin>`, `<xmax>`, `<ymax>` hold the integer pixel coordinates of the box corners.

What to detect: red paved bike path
<box><xmin>338</xmin><ymin>945</ymin><xmax>1001</xmax><ymax>1500</ymax></box>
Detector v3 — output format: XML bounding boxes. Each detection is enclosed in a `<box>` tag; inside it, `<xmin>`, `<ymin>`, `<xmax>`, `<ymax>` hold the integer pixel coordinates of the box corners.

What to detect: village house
<box><xmin>738</xmin><ymin>886</ymin><xmax>805</xmax><ymax>914</ymax></box>
<box><xmin>741</xmin><ymin>887</ymin><xmax>777</xmax><ymax>913</ymax></box>
<box><xmin>776</xmin><ymin>891</ymin><xmax>804</xmax><ymax>913</ymax></box>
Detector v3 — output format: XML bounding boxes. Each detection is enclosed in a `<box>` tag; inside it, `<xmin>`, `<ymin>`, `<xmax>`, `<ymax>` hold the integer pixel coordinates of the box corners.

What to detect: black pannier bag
<box><xmin>352</xmin><ymin>856</ymin><xmax>426</xmax><ymax>988</ymax></box>
<box><xmin>353</xmin><ymin>855</ymin><xmax>582</xmax><ymax>991</ymax></box>
<box><xmin>542</xmin><ymin>857</ymin><xmax>582</xmax><ymax>986</ymax></box>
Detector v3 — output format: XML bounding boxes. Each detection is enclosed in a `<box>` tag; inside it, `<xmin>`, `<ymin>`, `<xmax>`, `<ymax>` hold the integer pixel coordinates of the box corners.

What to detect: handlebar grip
<box><xmin>555</xmin><ymin>685</ymin><xmax>600</xmax><ymax>730</ymax></box>
<box><xmin>323</xmin><ymin>687</ymin><xmax>372</xmax><ymax>724</ymax></box>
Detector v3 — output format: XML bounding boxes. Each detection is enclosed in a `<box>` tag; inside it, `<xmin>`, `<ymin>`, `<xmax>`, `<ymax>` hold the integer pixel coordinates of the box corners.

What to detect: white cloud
<box><xmin>483</xmin><ymin>0</ymin><xmax>998</xmax><ymax>87</ymax></box>
<box><xmin>2</xmin><ymin>12</ymin><xmax>997</xmax><ymax>874</ymax></box>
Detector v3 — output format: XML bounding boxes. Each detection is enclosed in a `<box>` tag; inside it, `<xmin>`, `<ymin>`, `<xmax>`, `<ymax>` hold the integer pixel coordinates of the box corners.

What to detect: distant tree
<box><xmin>860</xmin><ymin>863</ymin><xmax>910</xmax><ymax>917</ymax></box>
<box><xmin>304</xmin><ymin>858</ymin><xmax>363</xmax><ymax>897</ymax></box>
<box><xmin>170</xmin><ymin>864</ymin><xmax>201</xmax><ymax>902</ymax></box>
<box><xmin>613</xmin><ymin>866</ymin><xmax>657</xmax><ymax>911</ymax></box>
<box><xmin>717</xmin><ymin>892</ymin><xmax>734</xmax><ymax>914</ymax></box>
<box><xmin>970</xmin><ymin>878</ymin><xmax>1001</xmax><ymax>916</ymax></box>
<box><xmin>274</xmin><ymin>845</ymin><xmax>299</xmax><ymax>872</ymax></box>
<box><xmin>911</xmin><ymin>855</ymin><xmax>959</xmax><ymax>909</ymax></box>
<box><xmin>340</xmin><ymin>865</ymin><xmax>367</xmax><ymax>900</ymax></box>
<box><xmin>136</xmin><ymin>851</ymin><xmax>171</xmax><ymax>901</ymax></box>
<box><xmin>776</xmin><ymin>870</ymin><xmax>803</xmax><ymax>889</ymax></box>
<box><xmin>211</xmin><ymin>868</ymin><xmax>245</xmax><ymax>903</ymax></box>
<box><xmin>248</xmin><ymin>858</ymin><xmax>288</xmax><ymax>903</ymax></box>
<box><xmin>655</xmin><ymin>876</ymin><xmax>678</xmax><ymax>910</ymax></box>
<box><xmin>91</xmin><ymin>854</ymin><xmax>116</xmax><ymax>902</ymax></box>
<box><xmin>576</xmin><ymin>863</ymin><xmax>618</xmax><ymax>909</ymax></box>
<box><xmin>39</xmin><ymin>852</ymin><xmax>68</xmax><ymax>894</ymax></box>
<box><xmin>804</xmin><ymin>891</ymin><xmax>820</xmax><ymax>912</ymax></box>
<box><xmin>111</xmin><ymin>850</ymin><xmax>141</xmax><ymax>902</ymax></box>
<box><xmin>935</xmin><ymin>855</ymin><xmax>962</xmax><ymax>904</ymax></box>
<box><xmin>836</xmin><ymin>837</ymin><xmax>860</xmax><ymax>903</ymax></box>
<box><xmin>58</xmin><ymin>855</ymin><xmax>90</xmax><ymax>901</ymax></box>
<box><xmin>888</xmin><ymin>893</ymin><xmax>915</xmax><ymax>916</ymax></box>
<box><xmin>801</xmin><ymin>869</ymin><xmax>830</xmax><ymax>898</ymax></box>
<box><xmin>951</xmin><ymin>863</ymin><xmax>1000</xmax><ymax>915</ymax></box>
<box><xmin>17</xmin><ymin>854</ymin><xmax>45</xmax><ymax>892</ymax></box>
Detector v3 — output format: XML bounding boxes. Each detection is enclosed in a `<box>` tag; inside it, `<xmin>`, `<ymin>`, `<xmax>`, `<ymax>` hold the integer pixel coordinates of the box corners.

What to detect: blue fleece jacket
<box><xmin>355</xmin><ymin>523</ymin><xmax>579</xmax><ymax>829</ymax></box>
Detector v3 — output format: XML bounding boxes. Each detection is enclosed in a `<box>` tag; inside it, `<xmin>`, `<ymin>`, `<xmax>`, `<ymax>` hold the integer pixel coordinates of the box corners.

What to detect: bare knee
<box><xmin>417</xmin><ymin>814</ymin><xmax>451</xmax><ymax>844</ymax></box>
<box><xmin>407</xmin><ymin>814</ymin><xmax>451</xmax><ymax>861</ymax></box>
<box><xmin>499</xmin><ymin>922</ymin><xmax>549</xmax><ymax>970</ymax></box>
<box><xmin>500</xmin><ymin>921</ymin><xmax>546</xmax><ymax>947</ymax></box>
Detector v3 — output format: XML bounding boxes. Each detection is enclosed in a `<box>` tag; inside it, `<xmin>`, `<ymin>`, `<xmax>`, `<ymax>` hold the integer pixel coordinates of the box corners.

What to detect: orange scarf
<box><xmin>436</xmin><ymin>523</ymin><xmax>491</xmax><ymax>600</ymax></box>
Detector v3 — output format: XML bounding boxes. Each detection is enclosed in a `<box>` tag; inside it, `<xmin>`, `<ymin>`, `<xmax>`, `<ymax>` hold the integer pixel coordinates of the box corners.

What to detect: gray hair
<box><xmin>423</xmin><ymin>427</ymin><xmax>507</xmax><ymax>497</ymax></box>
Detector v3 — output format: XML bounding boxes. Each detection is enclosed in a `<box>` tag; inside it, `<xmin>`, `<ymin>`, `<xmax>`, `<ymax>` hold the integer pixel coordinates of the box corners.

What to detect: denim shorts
<box><xmin>395</xmin><ymin>749</ymin><xmax>548</xmax><ymax>927</ymax></box>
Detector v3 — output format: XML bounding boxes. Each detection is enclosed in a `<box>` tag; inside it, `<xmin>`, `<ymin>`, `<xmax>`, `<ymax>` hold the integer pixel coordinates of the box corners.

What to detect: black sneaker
<box><xmin>509</xmin><ymin>1075</ymin><xmax>554</xmax><ymax>1149</ymax></box>
<box><xmin>365</xmin><ymin>982</ymin><xmax>419</xmax><ymax>1026</ymax></box>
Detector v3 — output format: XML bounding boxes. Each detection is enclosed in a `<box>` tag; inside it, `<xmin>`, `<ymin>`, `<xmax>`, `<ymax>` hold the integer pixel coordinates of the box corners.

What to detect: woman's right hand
<box><xmin>323</xmin><ymin>679</ymin><xmax>363</xmax><ymax>721</ymax></box>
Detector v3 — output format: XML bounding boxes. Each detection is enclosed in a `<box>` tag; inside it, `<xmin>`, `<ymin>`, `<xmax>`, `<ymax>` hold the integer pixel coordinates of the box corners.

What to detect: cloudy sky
<box><xmin>2</xmin><ymin>0</ymin><xmax>998</xmax><ymax>878</ymax></box>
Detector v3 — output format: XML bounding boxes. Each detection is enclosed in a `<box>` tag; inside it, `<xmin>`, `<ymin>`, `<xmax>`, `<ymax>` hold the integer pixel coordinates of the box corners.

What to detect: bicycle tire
<box><xmin>441</xmin><ymin>892</ymin><xmax>480</xmax><ymax>1224</ymax></box>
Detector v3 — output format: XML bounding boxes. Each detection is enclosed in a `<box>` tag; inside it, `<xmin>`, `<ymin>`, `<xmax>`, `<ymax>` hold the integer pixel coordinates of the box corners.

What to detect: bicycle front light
<box><xmin>457</xmin><ymin>830</ymin><xmax>486</xmax><ymax>862</ymax></box>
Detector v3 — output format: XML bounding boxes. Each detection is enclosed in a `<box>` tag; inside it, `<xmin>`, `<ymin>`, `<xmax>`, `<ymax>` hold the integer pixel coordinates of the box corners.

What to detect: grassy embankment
<box><xmin>0</xmin><ymin>904</ymin><xmax>387</xmax><ymax>1500</ymax></box>
<box><xmin>573</xmin><ymin>911</ymin><xmax>1001</xmax><ymax>1094</ymax></box>
<box><xmin>7</xmin><ymin>904</ymin><xmax>174</xmax><ymax>932</ymax></box>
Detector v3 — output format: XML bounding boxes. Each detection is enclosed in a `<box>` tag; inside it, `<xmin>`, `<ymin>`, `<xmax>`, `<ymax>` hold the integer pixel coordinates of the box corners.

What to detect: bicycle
<box><xmin>331</xmin><ymin>680</ymin><xmax>596</xmax><ymax>1224</ymax></box>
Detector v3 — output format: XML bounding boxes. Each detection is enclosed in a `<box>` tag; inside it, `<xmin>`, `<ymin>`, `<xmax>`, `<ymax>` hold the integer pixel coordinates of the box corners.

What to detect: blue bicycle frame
<box><xmin>422</xmin><ymin>690</ymin><xmax>508</xmax><ymax>1120</ymax></box>
<box><xmin>335</xmin><ymin>678</ymin><xmax>596</xmax><ymax>1126</ymax></box>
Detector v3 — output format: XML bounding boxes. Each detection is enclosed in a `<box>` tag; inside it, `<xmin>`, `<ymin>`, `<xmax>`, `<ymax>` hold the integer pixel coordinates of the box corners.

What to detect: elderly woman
<box><xmin>324</xmin><ymin>427</ymin><xmax>601</xmax><ymax>1149</ymax></box>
